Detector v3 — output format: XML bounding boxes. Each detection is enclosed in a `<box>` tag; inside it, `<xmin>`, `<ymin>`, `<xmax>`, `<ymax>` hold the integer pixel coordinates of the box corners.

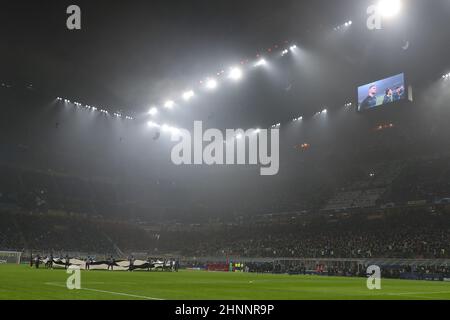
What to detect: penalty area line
<box><xmin>45</xmin><ymin>282</ymin><xmax>164</xmax><ymax>300</ymax></box>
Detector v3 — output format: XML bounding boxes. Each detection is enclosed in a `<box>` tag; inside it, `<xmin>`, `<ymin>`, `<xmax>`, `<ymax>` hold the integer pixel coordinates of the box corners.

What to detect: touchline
<box><xmin>170</xmin><ymin>121</ymin><xmax>279</xmax><ymax>176</ymax></box>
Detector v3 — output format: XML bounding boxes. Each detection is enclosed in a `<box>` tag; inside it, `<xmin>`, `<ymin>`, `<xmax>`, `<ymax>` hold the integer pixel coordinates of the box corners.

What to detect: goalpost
<box><xmin>0</xmin><ymin>251</ymin><xmax>22</xmax><ymax>264</ymax></box>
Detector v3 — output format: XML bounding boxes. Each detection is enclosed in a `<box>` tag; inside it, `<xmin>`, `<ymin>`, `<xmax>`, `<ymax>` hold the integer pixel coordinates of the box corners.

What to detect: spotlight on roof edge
<box><xmin>148</xmin><ymin>107</ymin><xmax>158</xmax><ymax>116</ymax></box>
<box><xmin>147</xmin><ymin>121</ymin><xmax>160</xmax><ymax>128</ymax></box>
<box><xmin>164</xmin><ymin>100</ymin><xmax>175</xmax><ymax>109</ymax></box>
<box><xmin>229</xmin><ymin>67</ymin><xmax>243</xmax><ymax>80</ymax></box>
<box><xmin>169</xmin><ymin>126</ymin><xmax>180</xmax><ymax>135</ymax></box>
<box><xmin>205</xmin><ymin>78</ymin><xmax>218</xmax><ymax>89</ymax></box>
<box><xmin>182</xmin><ymin>90</ymin><xmax>195</xmax><ymax>101</ymax></box>
<box><xmin>377</xmin><ymin>0</ymin><xmax>402</xmax><ymax>18</ymax></box>
<box><xmin>254</xmin><ymin>59</ymin><xmax>267</xmax><ymax>67</ymax></box>
<box><xmin>335</xmin><ymin>20</ymin><xmax>352</xmax><ymax>30</ymax></box>
<box><xmin>161</xmin><ymin>124</ymin><xmax>179</xmax><ymax>134</ymax></box>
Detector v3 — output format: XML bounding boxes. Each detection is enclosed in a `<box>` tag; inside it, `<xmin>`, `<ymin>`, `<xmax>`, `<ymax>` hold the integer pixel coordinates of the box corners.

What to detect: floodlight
<box><xmin>229</xmin><ymin>67</ymin><xmax>243</xmax><ymax>80</ymax></box>
<box><xmin>147</xmin><ymin>121</ymin><xmax>160</xmax><ymax>128</ymax></box>
<box><xmin>164</xmin><ymin>100</ymin><xmax>174</xmax><ymax>109</ymax></box>
<box><xmin>255</xmin><ymin>59</ymin><xmax>267</xmax><ymax>67</ymax></box>
<box><xmin>206</xmin><ymin>78</ymin><xmax>218</xmax><ymax>89</ymax></box>
<box><xmin>377</xmin><ymin>0</ymin><xmax>402</xmax><ymax>18</ymax></box>
<box><xmin>182</xmin><ymin>90</ymin><xmax>195</xmax><ymax>101</ymax></box>
<box><xmin>148</xmin><ymin>107</ymin><xmax>158</xmax><ymax>116</ymax></box>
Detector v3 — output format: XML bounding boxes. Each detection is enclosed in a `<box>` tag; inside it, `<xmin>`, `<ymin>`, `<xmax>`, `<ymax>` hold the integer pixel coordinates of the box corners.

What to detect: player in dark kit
<box><xmin>128</xmin><ymin>255</ymin><xmax>134</xmax><ymax>272</ymax></box>
<box><xmin>34</xmin><ymin>255</ymin><xmax>40</xmax><ymax>269</ymax></box>
<box><xmin>360</xmin><ymin>85</ymin><xmax>378</xmax><ymax>110</ymax></box>
<box><xmin>46</xmin><ymin>254</ymin><xmax>53</xmax><ymax>269</ymax></box>
<box><xmin>147</xmin><ymin>257</ymin><xmax>152</xmax><ymax>271</ymax></box>
<box><xmin>64</xmin><ymin>255</ymin><xmax>70</xmax><ymax>269</ymax></box>
<box><xmin>393</xmin><ymin>86</ymin><xmax>405</xmax><ymax>101</ymax></box>
<box><xmin>383</xmin><ymin>88</ymin><xmax>393</xmax><ymax>104</ymax></box>
<box><xmin>108</xmin><ymin>255</ymin><xmax>115</xmax><ymax>271</ymax></box>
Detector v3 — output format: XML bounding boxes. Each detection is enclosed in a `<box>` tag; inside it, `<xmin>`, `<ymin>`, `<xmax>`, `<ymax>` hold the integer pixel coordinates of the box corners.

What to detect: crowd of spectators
<box><xmin>0</xmin><ymin>210</ymin><xmax>154</xmax><ymax>253</ymax></box>
<box><xmin>154</xmin><ymin>209</ymin><xmax>450</xmax><ymax>259</ymax></box>
<box><xmin>1</xmin><ymin>207</ymin><xmax>449</xmax><ymax>260</ymax></box>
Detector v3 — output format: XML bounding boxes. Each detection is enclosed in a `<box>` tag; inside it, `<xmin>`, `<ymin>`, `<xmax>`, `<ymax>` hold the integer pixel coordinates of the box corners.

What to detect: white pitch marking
<box><xmin>45</xmin><ymin>282</ymin><xmax>164</xmax><ymax>300</ymax></box>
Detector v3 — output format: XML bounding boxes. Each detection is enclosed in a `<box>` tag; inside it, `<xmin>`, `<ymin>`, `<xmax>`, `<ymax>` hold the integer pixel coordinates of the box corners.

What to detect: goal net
<box><xmin>0</xmin><ymin>251</ymin><xmax>22</xmax><ymax>264</ymax></box>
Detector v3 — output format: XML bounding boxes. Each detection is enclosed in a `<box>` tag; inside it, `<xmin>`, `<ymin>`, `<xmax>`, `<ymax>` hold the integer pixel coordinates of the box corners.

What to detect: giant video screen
<box><xmin>358</xmin><ymin>73</ymin><xmax>406</xmax><ymax>112</ymax></box>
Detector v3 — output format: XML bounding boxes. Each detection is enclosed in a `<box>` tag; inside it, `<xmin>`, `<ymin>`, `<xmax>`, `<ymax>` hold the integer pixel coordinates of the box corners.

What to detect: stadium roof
<box><xmin>3</xmin><ymin>0</ymin><xmax>450</xmax><ymax>130</ymax></box>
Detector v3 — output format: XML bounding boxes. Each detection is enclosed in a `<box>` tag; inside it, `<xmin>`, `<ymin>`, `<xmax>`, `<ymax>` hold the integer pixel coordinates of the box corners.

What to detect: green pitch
<box><xmin>1</xmin><ymin>264</ymin><xmax>449</xmax><ymax>300</ymax></box>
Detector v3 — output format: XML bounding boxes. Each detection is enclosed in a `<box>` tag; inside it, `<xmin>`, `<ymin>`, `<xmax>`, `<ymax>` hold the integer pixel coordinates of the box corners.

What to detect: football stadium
<box><xmin>1</xmin><ymin>0</ymin><xmax>450</xmax><ymax>307</ymax></box>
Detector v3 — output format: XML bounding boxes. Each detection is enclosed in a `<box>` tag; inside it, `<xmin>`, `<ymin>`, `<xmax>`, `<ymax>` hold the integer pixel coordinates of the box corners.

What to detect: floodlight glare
<box><xmin>182</xmin><ymin>90</ymin><xmax>195</xmax><ymax>101</ymax></box>
<box><xmin>206</xmin><ymin>78</ymin><xmax>218</xmax><ymax>89</ymax></box>
<box><xmin>378</xmin><ymin>0</ymin><xmax>402</xmax><ymax>18</ymax></box>
<box><xmin>164</xmin><ymin>100</ymin><xmax>174</xmax><ymax>109</ymax></box>
<box><xmin>229</xmin><ymin>67</ymin><xmax>243</xmax><ymax>80</ymax></box>
<box><xmin>147</xmin><ymin>121</ymin><xmax>160</xmax><ymax>128</ymax></box>
<box><xmin>255</xmin><ymin>59</ymin><xmax>267</xmax><ymax>67</ymax></box>
<box><xmin>148</xmin><ymin>107</ymin><xmax>158</xmax><ymax>116</ymax></box>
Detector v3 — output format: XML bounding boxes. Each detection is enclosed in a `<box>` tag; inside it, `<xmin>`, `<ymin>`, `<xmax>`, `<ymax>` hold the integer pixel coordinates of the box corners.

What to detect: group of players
<box><xmin>30</xmin><ymin>253</ymin><xmax>180</xmax><ymax>272</ymax></box>
<box><xmin>359</xmin><ymin>84</ymin><xmax>406</xmax><ymax>111</ymax></box>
